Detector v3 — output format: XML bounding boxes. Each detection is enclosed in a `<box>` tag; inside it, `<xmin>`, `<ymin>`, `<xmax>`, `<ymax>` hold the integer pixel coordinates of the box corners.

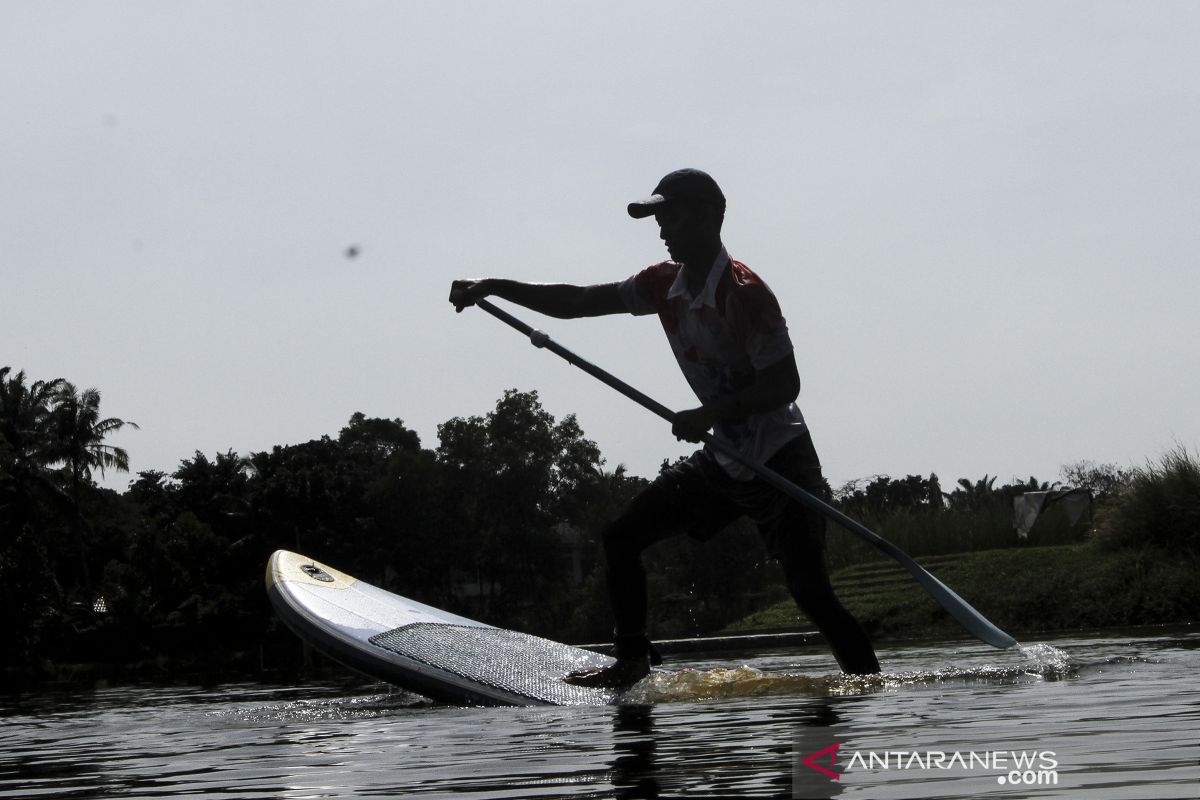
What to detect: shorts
<box><xmin>620</xmin><ymin>430</ymin><xmax>829</xmax><ymax>560</ymax></box>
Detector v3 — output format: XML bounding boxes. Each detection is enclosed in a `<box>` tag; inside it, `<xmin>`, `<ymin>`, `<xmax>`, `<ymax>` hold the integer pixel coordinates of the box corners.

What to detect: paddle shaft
<box><xmin>473</xmin><ymin>299</ymin><xmax>1017</xmax><ymax>650</ymax></box>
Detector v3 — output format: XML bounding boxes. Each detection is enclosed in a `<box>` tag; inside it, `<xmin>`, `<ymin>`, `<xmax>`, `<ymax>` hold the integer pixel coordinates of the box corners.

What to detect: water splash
<box><xmin>620</xmin><ymin>665</ymin><xmax>844</xmax><ymax>704</ymax></box>
<box><xmin>1018</xmin><ymin>642</ymin><xmax>1076</xmax><ymax>676</ymax></box>
<box><xmin>618</xmin><ymin>644</ymin><xmax>1079</xmax><ymax>704</ymax></box>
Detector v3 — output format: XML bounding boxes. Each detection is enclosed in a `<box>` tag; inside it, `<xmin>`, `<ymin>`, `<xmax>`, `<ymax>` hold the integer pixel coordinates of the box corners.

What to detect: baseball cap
<box><xmin>627</xmin><ymin>168</ymin><xmax>726</xmax><ymax>219</ymax></box>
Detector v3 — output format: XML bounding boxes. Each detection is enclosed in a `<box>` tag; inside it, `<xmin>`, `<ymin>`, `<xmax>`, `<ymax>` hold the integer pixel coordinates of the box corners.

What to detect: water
<box><xmin>2</xmin><ymin>628</ymin><xmax>1197</xmax><ymax>799</ymax></box>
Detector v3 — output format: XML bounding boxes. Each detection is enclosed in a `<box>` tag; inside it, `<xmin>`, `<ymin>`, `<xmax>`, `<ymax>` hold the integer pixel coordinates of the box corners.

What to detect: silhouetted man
<box><xmin>450</xmin><ymin>169</ymin><xmax>880</xmax><ymax>687</ymax></box>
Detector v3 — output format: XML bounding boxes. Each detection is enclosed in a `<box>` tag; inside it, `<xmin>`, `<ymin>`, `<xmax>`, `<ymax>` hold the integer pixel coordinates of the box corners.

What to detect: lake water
<box><xmin>2</xmin><ymin>628</ymin><xmax>1196</xmax><ymax>799</ymax></box>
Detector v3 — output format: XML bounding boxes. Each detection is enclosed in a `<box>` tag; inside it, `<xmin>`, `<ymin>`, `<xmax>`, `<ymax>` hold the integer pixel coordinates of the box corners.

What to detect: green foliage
<box><xmin>727</xmin><ymin>544</ymin><xmax>1200</xmax><ymax>639</ymax></box>
<box><xmin>731</xmin><ymin>447</ymin><xmax>1197</xmax><ymax>640</ymax></box>
<box><xmin>5</xmin><ymin>362</ymin><xmax>1194</xmax><ymax>683</ymax></box>
<box><xmin>1</xmin><ymin>367</ymin><xmax>141</xmax><ymax>669</ymax></box>
<box><xmin>434</xmin><ymin>389</ymin><xmax>606</xmax><ymax>634</ymax></box>
<box><xmin>824</xmin><ymin>472</ymin><xmax>1085</xmax><ymax>574</ymax></box>
<box><xmin>0</xmin><ymin>368</ymin><xmax>73</xmax><ymax>534</ymax></box>
<box><xmin>824</xmin><ymin>504</ymin><xmax>1017</xmax><ymax>574</ymax></box>
<box><xmin>44</xmin><ymin>382</ymin><xmax>139</xmax><ymax>484</ymax></box>
<box><xmin>1094</xmin><ymin>446</ymin><xmax>1200</xmax><ymax>560</ymax></box>
<box><xmin>1060</xmin><ymin>460</ymin><xmax>1133</xmax><ymax>500</ymax></box>
<box><xmin>0</xmin><ymin>524</ymin><xmax>61</xmax><ymax>662</ymax></box>
<box><xmin>837</xmin><ymin>473</ymin><xmax>944</xmax><ymax>515</ymax></box>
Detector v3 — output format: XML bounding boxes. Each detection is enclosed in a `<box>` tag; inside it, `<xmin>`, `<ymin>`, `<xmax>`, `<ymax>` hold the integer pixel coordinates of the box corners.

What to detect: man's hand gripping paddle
<box><xmin>471</xmin><ymin>299</ymin><xmax>1018</xmax><ymax>650</ymax></box>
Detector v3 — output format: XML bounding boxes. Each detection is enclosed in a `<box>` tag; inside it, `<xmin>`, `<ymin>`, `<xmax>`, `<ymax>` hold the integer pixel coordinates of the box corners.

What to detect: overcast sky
<box><xmin>4</xmin><ymin>1</ymin><xmax>1198</xmax><ymax>495</ymax></box>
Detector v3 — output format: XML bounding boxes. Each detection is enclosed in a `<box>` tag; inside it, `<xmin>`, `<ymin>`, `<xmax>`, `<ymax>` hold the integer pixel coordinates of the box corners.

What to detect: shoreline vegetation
<box><xmin>726</xmin><ymin>543</ymin><xmax>1199</xmax><ymax>642</ymax></box>
<box><xmin>3</xmin><ymin>366</ymin><xmax>1198</xmax><ymax>690</ymax></box>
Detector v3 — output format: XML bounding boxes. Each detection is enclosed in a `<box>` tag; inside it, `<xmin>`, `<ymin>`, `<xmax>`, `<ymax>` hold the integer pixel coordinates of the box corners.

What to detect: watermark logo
<box><xmin>798</xmin><ymin>741</ymin><xmax>1060</xmax><ymax>787</ymax></box>
<box><xmin>801</xmin><ymin>742</ymin><xmax>842</xmax><ymax>781</ymax></box>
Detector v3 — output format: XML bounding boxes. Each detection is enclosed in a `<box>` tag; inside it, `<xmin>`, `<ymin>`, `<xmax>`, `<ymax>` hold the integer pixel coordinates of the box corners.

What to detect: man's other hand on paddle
<box><xmin>672</xmin><ymin>406</ymin><xmax>718</xmax><ymax>443</ymax></box>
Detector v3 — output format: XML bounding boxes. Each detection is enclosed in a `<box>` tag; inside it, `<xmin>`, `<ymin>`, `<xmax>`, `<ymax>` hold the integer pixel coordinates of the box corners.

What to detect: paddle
<box><xmin>471</xmin><ymin>299</ymin><xmax>1018</xmax><ymax>650</ymax></box>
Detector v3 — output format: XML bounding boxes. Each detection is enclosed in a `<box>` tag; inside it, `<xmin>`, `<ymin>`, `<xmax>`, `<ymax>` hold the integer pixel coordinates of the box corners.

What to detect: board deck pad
<box><xmin>370</xmin><ymin>623</ymin><xmax>616</xmax><ymax>705</ymax></box>
<box><xmin>266</xmin><ymin>549</ymin><xmax>622</xmax><ymax>706</ymax></box>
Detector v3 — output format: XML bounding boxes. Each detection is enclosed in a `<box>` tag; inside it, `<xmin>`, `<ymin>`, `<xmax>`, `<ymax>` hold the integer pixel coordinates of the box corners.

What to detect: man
<box><xmin>449</xmin><ymin>169</ymin><xmax>881</xmax><ymax>688</ymax></box>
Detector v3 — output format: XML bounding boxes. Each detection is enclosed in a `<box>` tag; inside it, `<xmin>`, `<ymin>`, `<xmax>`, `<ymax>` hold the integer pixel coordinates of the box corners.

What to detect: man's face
<box><xmin>653</xmin><ymin>202</ymin><xmax>719</xmax><ymax>265</ymax></box>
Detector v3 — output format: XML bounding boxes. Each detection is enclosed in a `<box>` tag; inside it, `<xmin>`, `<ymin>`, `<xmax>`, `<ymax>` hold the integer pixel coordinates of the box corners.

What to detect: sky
<box><xmin>4</xmin><ymin>1</ymin><xmax>1198</xmax><ymax>495</ymax></box>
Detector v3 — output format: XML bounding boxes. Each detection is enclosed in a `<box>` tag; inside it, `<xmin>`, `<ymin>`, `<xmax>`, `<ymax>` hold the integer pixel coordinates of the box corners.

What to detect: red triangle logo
<box><xmin>802</xmin><ymin>741</ymin><xmax>842</xmax><ymax>780</ymax></box>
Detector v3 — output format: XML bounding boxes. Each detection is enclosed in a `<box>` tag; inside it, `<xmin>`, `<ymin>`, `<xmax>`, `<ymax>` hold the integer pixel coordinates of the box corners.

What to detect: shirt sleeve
<box><xmin>618</xmin><ymin>262</ymin><xmax>675</xmax><ymax>317</ymax></box>
<box><xmin>618</xmin><ymin>273</ymin><xmax>657</xmax><ymax>316</ymax></box>
<box><xmin>726</xmin><ymin>280</ymin><xmax>794</xmax><ymax>370</ymax></box>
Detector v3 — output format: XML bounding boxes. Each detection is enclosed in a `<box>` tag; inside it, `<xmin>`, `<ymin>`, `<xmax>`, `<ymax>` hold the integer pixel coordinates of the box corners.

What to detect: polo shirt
<box><xmin>618</xmin><ymin>247</ymin><xmax>808</xmax><ymax>480</ymax></box>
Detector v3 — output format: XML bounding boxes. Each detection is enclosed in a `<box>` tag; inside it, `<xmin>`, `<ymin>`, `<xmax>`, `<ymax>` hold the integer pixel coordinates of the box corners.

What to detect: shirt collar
<box><xmin>666</xmin><ymin>246</ymin><xmax>730</xmax><ymax>310</ymax></box>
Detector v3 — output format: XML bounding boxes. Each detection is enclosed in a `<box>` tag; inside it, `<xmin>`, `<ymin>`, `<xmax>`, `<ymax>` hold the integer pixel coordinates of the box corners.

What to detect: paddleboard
<box><xmin>265</xmin><ymin>549</ymin><xmax>616</xmax><ymax>706</ymax></box>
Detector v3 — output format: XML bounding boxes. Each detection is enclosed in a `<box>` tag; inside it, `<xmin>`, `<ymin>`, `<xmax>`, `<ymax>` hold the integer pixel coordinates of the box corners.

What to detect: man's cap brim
<box><xmin>627</xmin><ymin>194</ymin><xmax>668</xmax><ymax>219</ymax></box>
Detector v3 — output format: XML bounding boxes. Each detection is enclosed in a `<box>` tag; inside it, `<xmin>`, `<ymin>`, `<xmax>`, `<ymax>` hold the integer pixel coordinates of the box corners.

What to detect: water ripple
<box><xmin>1</xmin><ymin>630</ymin><xmax>1196</xmax><ymax>799</ymax></box>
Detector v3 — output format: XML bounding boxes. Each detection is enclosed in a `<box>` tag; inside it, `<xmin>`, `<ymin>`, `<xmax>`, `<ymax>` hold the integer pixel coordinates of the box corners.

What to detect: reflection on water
<box><xmin>611</xmin><ymin>705</ymin><xmax>657</xmax><ymax>799</ymax></box>
<box><xmin>1</xmin><ymin>629</ymin><xmax>1197</xmax><ymax>799</ymax></box>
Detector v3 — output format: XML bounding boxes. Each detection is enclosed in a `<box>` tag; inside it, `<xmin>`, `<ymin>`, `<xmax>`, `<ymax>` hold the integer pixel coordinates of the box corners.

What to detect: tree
<box><xmin>245</xmin><ymin>415</ymin><xmax>430</xmax><ymax>591</ymax></box>
<box><xmin>836</xmin><ymin>474</ymin><xmax>944</xmax><ymax>515</ymax></box>
<box><xmin>43</xmin><ymin>382</ymin><xmax>138</xmax><ymax>590</ymax></box>
<box><xmin>0</xmin><ymin>367</ymin><xmax>69</xmax><ymax>530</ymax></box>
<box><xmin>172</xmin><ymin>450</ymin><xmax>250</xmax><ymax>531</ymax></box>
<box><xmin>435</xmin><ymin>389</ymin><xmax>605</xmax><ymax>631</ymax></box>
<box><xmin>1061</xmin><ymin>460</ymin><xmax>1132</xmax><ymax>499</ymax></box>
<box><xmin>945</xmin><ymin>474</ymin><xmax>999</xmax><ymax>510</ymax></box>
<box><xmin>47</xmin><ymin>382</ymin><xmax>138</xmax><ymax>486</ymax></box>
<box><xmin>1</xmin><ymin>370</ymin><xmax>140</xmax><ymax>660</ymax></box>
<box><xmin>1</xmin><ymin>369</ymin><xmax>67</xmax><ymax>664</ymax></box>
<box><xmin>338</xmin><ymin>411</ymin><xmax>421</xmax><ymax>458</ymax></box>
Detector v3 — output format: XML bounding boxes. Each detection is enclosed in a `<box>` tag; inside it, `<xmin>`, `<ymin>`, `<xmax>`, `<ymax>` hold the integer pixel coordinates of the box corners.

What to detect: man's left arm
<box><xmin>671</xmin><ymin>352</ymin><xmax>800</xmax><ymax>443</ymax></box>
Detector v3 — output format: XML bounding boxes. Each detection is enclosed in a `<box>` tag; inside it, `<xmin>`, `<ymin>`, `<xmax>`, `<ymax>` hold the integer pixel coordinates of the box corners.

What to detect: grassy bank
<box><xmin>725</xmin><ymin>543</ymin><xmax>1200</xmax><ymax>641</ymax></box>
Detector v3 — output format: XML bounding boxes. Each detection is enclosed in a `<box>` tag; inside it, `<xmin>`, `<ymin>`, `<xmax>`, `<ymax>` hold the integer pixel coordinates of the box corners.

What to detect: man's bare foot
<box><xmin>564</xmin><ymin>657</ymin><xmax>650</xmax><ymax>689</ymax></box>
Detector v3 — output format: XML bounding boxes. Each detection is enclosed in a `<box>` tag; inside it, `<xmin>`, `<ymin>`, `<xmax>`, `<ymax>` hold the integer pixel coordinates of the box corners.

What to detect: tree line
<box><xmin>1</xmin><ymin>365</ymin><xmax>1121</xmax><ymax>682</ymax></box>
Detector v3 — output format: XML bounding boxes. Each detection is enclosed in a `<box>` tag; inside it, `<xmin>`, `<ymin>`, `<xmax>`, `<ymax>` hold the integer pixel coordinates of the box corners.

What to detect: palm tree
<box><xmin>1</xmin><ymin>367</ymin><xmax>65</xmax><ymax>465</ymax></box>
<box><xmin>45</xmin><ymin>381</ymin><xmax>139</xmax><ymax>589</ymax></box>
<box><xmin>48</xmin><ymin>382</ymin><xmax>139</xmax><ymax>485</ymax></box>
<box><xmin>0</xmin><ymin>367</ymin><xmax>69</xmax><ymax>531</ymax></box>
<box><xmin>945</xmin><ymin>474</ymin><xmax>998</xmax><ymax>510</ymax></box>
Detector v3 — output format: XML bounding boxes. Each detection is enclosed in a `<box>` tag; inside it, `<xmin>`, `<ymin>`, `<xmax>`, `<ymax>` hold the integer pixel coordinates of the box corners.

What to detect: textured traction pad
<box><xmin>369</xmin><ymin>623</ymin><xmax>615</xmax><ymax>705</ymax></box>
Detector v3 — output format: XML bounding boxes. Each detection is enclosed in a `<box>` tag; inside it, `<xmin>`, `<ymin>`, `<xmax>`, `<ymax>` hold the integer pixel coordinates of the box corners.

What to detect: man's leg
<box><xmin>567</xmin><ymin>453</ymin><xmax>738</xmax><ymax>688</ymax></box>
<box><xmin>780</xmin><ymin>539</ymin><xmax>881</xmax><ymax>675</ymax></box>
<box><xmin>760</xmin><ymin>436</ymin><xmax>881</xmax><ymax>675</ymax></box>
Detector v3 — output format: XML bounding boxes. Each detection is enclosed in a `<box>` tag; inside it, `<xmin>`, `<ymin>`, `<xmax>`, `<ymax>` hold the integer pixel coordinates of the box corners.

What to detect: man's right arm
<box><xmin>449</xmin><ymin>279</ymin><xmax>627</xmax><ymax>319</ymax></box>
